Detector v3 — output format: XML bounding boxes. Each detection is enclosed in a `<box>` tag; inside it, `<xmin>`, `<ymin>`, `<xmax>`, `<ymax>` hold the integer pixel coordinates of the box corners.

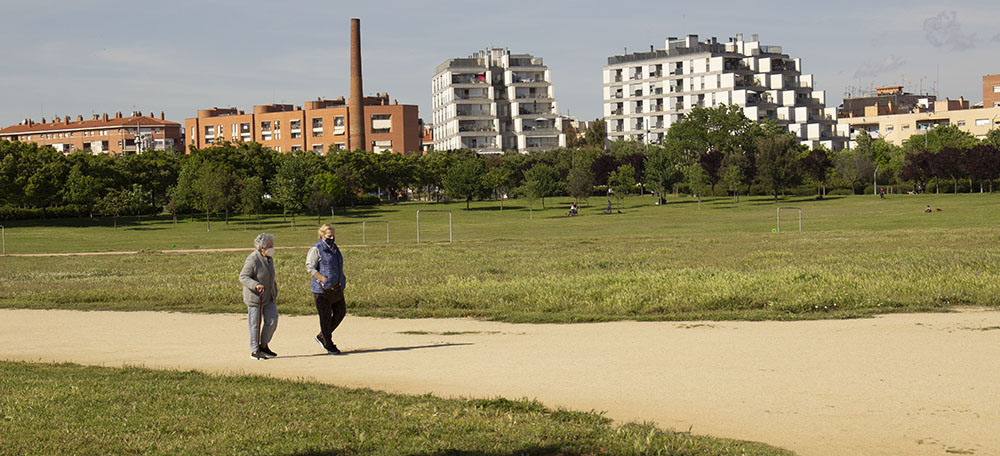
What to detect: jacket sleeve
<box><xmin>338</xmin><ymin>249</ymin><xmax>347</xmax><ymax>290</ymax></box>
<box><xmin>305</xmin><ymin>246</ymin><xmax>320</xmax><ymax>276</ymax></box>
<box><xmin>239</xmin><ymin>254</ymin><xmax>260</xmax><ymax>291</ymax></box>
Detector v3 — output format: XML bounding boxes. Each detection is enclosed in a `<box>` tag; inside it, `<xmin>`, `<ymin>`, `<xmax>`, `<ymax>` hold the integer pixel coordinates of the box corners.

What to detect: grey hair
<box><xmin>253</xmin><ymin>233</ymin><xmax>275</xmax><ymax>249</ymax></box>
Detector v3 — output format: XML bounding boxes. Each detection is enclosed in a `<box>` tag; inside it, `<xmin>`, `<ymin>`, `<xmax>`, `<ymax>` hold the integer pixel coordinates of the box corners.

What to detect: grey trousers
<box><xmin>247</xmin><ymin>302</ymin><xmax>278</xmax><ymax>352</ymax></box>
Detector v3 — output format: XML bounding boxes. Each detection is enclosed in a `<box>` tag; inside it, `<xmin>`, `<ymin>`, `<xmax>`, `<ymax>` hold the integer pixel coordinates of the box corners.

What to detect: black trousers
<box><xmin>314</xmin><ymin>285</ymin><xmax>346</xmax><ymax>346</ymax></box>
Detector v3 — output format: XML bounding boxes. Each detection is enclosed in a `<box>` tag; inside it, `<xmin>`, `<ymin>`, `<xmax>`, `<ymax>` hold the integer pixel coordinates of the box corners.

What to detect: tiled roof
<box><xmin>0</xmin><ymin>115</ymin><xmax>180</xmax><ymax>135</ymax></box>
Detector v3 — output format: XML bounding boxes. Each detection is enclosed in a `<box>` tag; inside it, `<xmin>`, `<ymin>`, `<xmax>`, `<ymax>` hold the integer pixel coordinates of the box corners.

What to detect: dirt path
<box><xmin>2</xmin><ymin>308</ymin><xmax>998</xmax><ymax>456</ymax></box>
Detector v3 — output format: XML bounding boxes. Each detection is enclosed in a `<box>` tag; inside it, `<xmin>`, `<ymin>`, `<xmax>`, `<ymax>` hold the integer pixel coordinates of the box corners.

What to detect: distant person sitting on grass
<box><xmin>239</xmin><ymin>233</ymin><xmax>279</xmax><ymax>360</ymax></box>
<box><xmin>923</xmin><ymin>205</ymin><xmax>932</xmax><ymax>213</ymax></box>
<box><xmin>567</xmin><ymin>202</ymin><xmax>578</xmax><ymax>216</ymax></box>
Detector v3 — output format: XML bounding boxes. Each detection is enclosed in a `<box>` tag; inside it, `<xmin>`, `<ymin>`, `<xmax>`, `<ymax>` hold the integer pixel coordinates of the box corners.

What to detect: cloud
<box><xmin>853</xmin><ymin>55</ymin><xmax>906</xmax><ymax>79</ymax></box>
<box><xmin>993</xmin><ymin>32</ymin><xmax>1000</xmax><ymax>43</ymax></box>
<box><xmin>922</xmin><ymin>11</ymin><xmax>976</xmax><ymax>51</ymax></box>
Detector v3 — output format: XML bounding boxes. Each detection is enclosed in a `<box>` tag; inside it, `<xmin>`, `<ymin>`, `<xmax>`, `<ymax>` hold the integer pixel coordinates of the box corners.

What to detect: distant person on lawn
<box><xmin>239</xmin><ymin>233</ymin><xmax>279</xmax><ymax>360</ymax></box>
<box><xmin>306</xmin><ymin>223</ymin><xmax>347</xmax><ymax>355</ymax></box>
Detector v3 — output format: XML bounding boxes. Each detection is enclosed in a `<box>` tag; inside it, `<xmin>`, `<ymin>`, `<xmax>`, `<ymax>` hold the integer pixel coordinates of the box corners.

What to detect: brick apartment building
<box><xmin>184</xmin><ymin>93</ymin><xmax>420</xmax><ymax>154</ymax></box>
<box><xmin>0</xmin><ymin>112</ymin><xmax>182</xmax><ymax>155</ymax></box>
<box><xmin>985</xmin><ymin>74</ymin><xmax>1000</xmax><ymax>109</ymax></box>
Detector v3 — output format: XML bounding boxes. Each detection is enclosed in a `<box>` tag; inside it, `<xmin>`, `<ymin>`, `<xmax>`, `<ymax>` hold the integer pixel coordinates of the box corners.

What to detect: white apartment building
<box><xmin>432</xmin><ymin>48</ymin><xmax>566</xmax><ymax>154</ymax></box>
<box><xmin>603</xmin><ymin>34</ymin><xmax>848</xmax><ymax>150</ymax></box>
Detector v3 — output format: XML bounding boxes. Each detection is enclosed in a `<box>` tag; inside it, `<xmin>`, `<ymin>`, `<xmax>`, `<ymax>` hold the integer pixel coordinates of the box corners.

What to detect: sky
<box><xmin>2</xmin><ymin>0</ymin><xmax>999</xmax><ymax>129</ymax></box>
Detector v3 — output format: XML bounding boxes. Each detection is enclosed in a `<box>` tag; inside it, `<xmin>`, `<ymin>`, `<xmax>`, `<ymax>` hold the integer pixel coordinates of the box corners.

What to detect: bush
<box><xmin>354</xmin><ymin>194</ymin><xmax>381</xmax><ymax>206</ymax></box>
<box><xmin>0</xmin><ymin>205</ymin><xmax>86</xmax><ymax>221</ymax></box>
<box><xmin>826</xmin><ymin>188</ymin><xmax>854</xmax><ymax>196</ymax></box>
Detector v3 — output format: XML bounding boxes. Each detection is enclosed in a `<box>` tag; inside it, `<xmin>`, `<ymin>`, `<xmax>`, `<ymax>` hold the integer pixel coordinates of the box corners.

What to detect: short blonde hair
<box><xmin>318</xmin><ymin>223</ymin><xmax>335</xmax><ymax>239</ymax></box>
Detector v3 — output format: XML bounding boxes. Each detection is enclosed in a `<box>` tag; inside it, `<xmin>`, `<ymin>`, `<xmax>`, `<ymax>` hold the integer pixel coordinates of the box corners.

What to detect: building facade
<box><xmin>839</xmin><ymin>86</ymin><xmax>936</xmax><ymax>118</ymax></box>
<box><xmin>432</xmin><ymin>48</ymin><xmax>566</xmax><ymax>154</ymax></box>
<box><xmin>0</xmin><ymin>112</ymin><xmax>182</xmax><ymax>155</ymax></box>
<box><xmin>839</xmin><ymin>102</ymin><xmax>1000</xmax><ymax>147</ymax></box>
<box><xmin>603</xmin><ymin>34</ymin><xmax>847</xmax><ymax>150</ymax></box>
<box><xmin>984</xmin><ymin>74</ymin><xmax>1000</xmax><ymax>109</ymax></box>
<box><xmin>184</xmin><ymin>93</ymin><xmax>420</xmax><ymax>154</ymax></box>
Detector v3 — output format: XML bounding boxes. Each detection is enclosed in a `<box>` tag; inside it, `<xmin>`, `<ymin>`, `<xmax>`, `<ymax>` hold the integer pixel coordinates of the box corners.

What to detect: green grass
<box><xmin>2</xmin><ymin>194</ymin><xmax>999</xmax><ymax>322</ymax></box>
<box><xmin>0</xmin><ymin>361</ymin><xmax>792</xmax><ymax>456</ymax></box>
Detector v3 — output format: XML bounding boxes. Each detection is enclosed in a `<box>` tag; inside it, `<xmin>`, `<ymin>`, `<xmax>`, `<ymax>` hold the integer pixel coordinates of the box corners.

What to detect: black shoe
<box><xmin>251</xmin><ymin>351</ymin><xmax>268</xmax><ymax>360</ymax></box>
<box><xmin>315</xmin><ymin>334</ymin><xmax>327</xmax><ymax>349</ymax></box>
<box><xmin>327</xmin><ymin>343</ymin><xmax>342</xmax><ymax>355</ymax></box>
<box><xmin>259</xmin><ymin>345</ymin><xmax>277</xmax><ymax>358</ymax></box>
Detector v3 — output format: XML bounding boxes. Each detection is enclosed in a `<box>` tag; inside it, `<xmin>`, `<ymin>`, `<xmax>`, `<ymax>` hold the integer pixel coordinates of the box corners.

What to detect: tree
<box><xmin>902</xmin><ymin>125</ymin><xmax>978</xmax><ymax>155</ymax></box>
<box><xmin>520</xmin><ymin>163</ymin><xmax>560</xmax><ymax>214</ymax></box>
<box><xmin>834</xmin><ymin>148</ymin><xmax>874</xmax><ymax>194</ymax></box>
<box><xmin>590</xmin><ymin>154</ymin><xmax>619</xmax><ymax>187</ymax></box>
<box><xmin>900</xmin><ymin>151</ymin><xmax>933</xmax><ymax>193</ymax></box>
<box><xmin>721</xmin><ymin>152</ymin><xmax>751</xmax><ymax>203</ymax></box>
<box><xmin>644</xmin><ymin>145</ymin><xmax>684</xmax><ymax>205</ymax></box>
<box><xmin>442</xmin><ymin>157</ymin><xmax>487</xmax><ymax>210</ymax></box>
<box><xmin>984</xmin><ymin>129</ymin><xmax>1000</xmax><ymax>151</ymax></box>
<box><xmin>306</xmin><ymin>172</ymin><xmax>345</xmax><ymax>224</ymax></box>
<box><xmin>96</xmin><ymin>188</ymin><xmax>127</xmax><ymax>230</ymax></box>
<box><xmin>64</xmin><ymin>162</ymin><xmax>105</xmax><ymax>217</ymax></box>
<box><xmin>799</xmin><ymin>147</ymin><xmax>833</xmax><ymax>197</ymax></box>
<box><xmin>964</xmin><ymin>144</ymin><xmax>1000</xmax><ymax>192</ymax></box>
<box><xmin>664</xmin><ymin>105</ymin><xmax>760</xmax><ymax>165</ymax></box>
<box><xmin>582</xmin><ymin>119</ymin><xmax>606</xmax><ymax>149</ymax></box>
<box><xmin>755</xmin><ymin>134</ymin><xmax>801</xmax><ymax>201</ymax></box>
<box><xmin>684</xmin><ymin>162</ymin><xmax>709</xmax><ymax>209</ymax></box>
<box><xmin>239</xmin><ymin>175</ymin><xmax>266</xmax><ymax>228</ymax></box>
<box><xmin>200</xmin><ymin>162</ymin><xmax>239</xmax><ymax>227</ymax></box>
<box><xmin>566</xmin><ymin>164</ymin><xmax>595</xmax><ymax>204</ymax></box>
<box><xmin>271</xmin><ymin>151</ymin><xmax>318</xmax><ymax>228</ymax></box>
<box><xmin>608</xmin><ymin>164</ymin><xmax>636</xmax><ymax>209</ymax></box>
<box><xmin>483</xmin><ymin>160</ymin><xmax>519</xmax><ymax>211</ymax></box>
<box><xmin>929</xmin><ymin>147</ymin><xmax>964</xmax><ymax>194</ymax></box>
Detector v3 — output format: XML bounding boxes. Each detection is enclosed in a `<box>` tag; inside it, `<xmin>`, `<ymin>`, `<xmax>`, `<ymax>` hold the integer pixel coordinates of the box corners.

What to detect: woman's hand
<box><xmin>255</xmin><ymin>284</ymin><xmax>265</xmax><ymax>294</ymax></box>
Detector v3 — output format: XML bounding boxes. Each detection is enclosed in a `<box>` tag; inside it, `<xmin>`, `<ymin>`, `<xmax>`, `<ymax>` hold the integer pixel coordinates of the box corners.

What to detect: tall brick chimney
<box><xmin>348</xmin><ymin>18</ymin><xmax>365</xmax><ymax>151</ymax></box>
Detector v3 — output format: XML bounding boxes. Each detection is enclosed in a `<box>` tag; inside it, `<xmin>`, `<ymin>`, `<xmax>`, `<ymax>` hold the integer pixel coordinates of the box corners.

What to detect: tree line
<box><xmin>3</xmin><ymin>106</ymin><xmax>1000</xmax><ymax>221</ymax></box>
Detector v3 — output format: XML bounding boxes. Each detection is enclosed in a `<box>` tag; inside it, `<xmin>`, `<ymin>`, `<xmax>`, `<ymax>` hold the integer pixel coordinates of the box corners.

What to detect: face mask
<box><xmin>265</xmin><ymin>247</ymin><xmax>275</xmax><ymax>257</ymax></box>
<box><xmin>324</xmin><ymin>238</ymin><xmax>335</xmax><ymax>247</ymax></box>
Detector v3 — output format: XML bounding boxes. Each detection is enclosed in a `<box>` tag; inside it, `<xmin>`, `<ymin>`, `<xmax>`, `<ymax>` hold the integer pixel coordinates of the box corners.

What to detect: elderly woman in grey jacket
<box><xmin>239</xmin><ymin>233</ymin><xmax>279</xmax><ymax>360</ymax></box>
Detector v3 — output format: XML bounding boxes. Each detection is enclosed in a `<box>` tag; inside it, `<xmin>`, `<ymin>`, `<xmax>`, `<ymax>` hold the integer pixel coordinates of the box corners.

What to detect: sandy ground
<box><xmin>2</xmin><ymin>308</ymin><xmax>999</xmax><ymax>456</ymax></box>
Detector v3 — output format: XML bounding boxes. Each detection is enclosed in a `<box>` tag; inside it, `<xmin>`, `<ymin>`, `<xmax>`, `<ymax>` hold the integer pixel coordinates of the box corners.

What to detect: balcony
<box><xmin>525</xmin><ymin>139</ymin><xmax>560</xmax><ymax>151</ymax></box>
<box><xmin>452</xmin><ymin>74</ymin><xmax>487</xmax><ymax>84</ymax></box>
<box><xmin>459</xmin><ymin>121</ymin><xmax>496</xmax><ymax>133</ymax></box>
<box><xmin>455</xmin><ymin>92</ymin><xmax>489</xmax><ymax>100</ymax></box>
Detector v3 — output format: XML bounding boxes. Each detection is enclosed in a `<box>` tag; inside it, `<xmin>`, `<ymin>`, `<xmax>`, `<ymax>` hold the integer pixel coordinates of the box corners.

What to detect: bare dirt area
<box><xmin>2</xmin><ymin>308</ymin><xmax>998</xmax><ymax>456</ymax></box>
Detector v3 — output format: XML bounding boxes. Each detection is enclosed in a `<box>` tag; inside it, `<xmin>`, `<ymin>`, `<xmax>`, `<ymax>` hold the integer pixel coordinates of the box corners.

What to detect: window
<box><xmin>957</xmin><ymin>120</ymin><xmax>966</xmax><ymax>127</ymax></box>
<box><xmin>312</xmin><ymin>117</ymin><xmax>323</xmax><ymax>136</ymax></box>
<box><xmin>994</xmin><ymin>85</ymin><xmax>1000</xmax><ymax>93</ymax></box>
<box><xmin>261</xmin><ymin>121</ymin><xmax>271</xmax><ymax>131</ymax></box>
<box><xmin>371</xmin><ymin>114</ymin><xmax>391</xmax><ymax>134</ymax></box>
<box><xmin>902</xmin><ymin>124</ymin><xmax>910</xmax><ymax>130</ymax></box>
<box><xmin>333</xmin><ymin>116</ymin><xmax>345</xmax><ymax>135</ymax></box>
<box><xmin>372</xmin><ymin>140</ymin><xmax>392</xmax><ymax>153</ymax></box>
<box><xmin>885</xmin><ymin>125</ymin><xmax>894</xmax><ymax>132</ymax></box>
<box><xmin>290</xmin><ymin>119</ymin><xmax>301</xmax><ymax>138</ymax></box>
<box><xmin>334</xmin><ymin>143</ymin><xmax>345</xmax><ymax>150</ymax></box>
<box><xmin>291</xmin><ymin>145</ymin><xmax>302</xmax><ymax>151</ymax></box>
<box><xmin>976</xmin><ymin>119</ymin><xmax>989</xmax><ymax>126</ymax></box>
<box><xmin>313</xmin><ymin>144</ymin><xmax>324</xmax><ymax>153</ymax></box>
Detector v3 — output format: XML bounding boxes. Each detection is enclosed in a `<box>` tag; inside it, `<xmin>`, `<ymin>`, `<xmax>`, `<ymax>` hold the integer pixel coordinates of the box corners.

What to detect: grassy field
<box><xmin>1</xmin><ymin>193</ymin><xmax>999</xmax><ymax>322</ymax></box>
<box><xmin>0</xmin><ymin>361</ymin><xmax>791</xmax><ymax>456</ymax></box>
